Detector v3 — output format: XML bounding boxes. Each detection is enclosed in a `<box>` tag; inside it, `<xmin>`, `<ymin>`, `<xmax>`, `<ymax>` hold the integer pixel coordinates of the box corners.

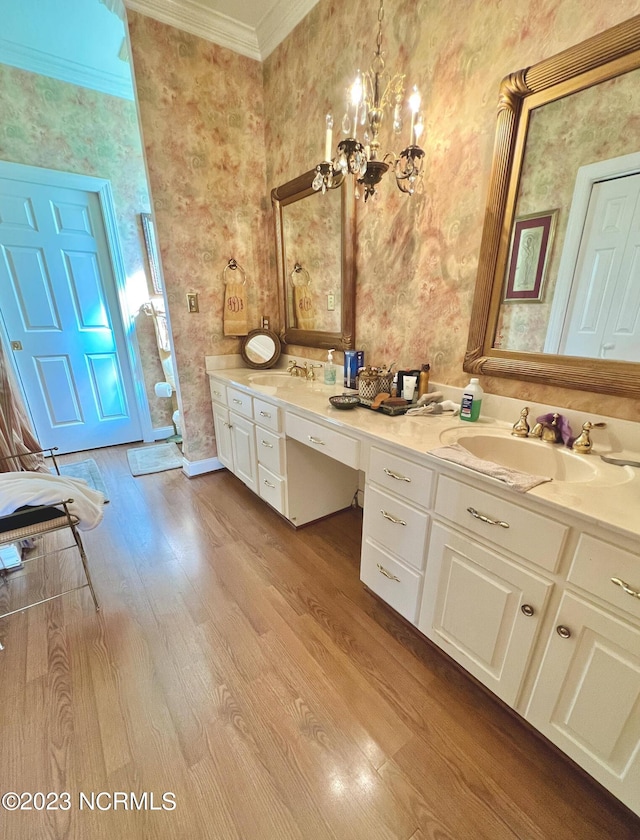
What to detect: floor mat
<box><xmin>126</xmin><ymin>442</ymin><xmax>183</xmax><ymax>476</ymax></box>
<box><xmin>57</xmin><ymin>458</ymin><xmax>109</xmax><ymax>500</ymax></box>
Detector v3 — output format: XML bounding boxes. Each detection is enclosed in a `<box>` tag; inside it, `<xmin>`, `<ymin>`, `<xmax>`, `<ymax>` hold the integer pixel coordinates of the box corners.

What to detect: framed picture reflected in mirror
<box><xmin>141</xmin><ymin>212</ymin><xmax>162</xmax><ymax>294</ymax></box>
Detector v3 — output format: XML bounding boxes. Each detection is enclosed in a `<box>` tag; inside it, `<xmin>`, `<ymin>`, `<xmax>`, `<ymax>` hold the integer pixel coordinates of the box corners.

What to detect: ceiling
<box><xmin>124</xmin><ymin>0</ymin><xmax>320</xmax><ymax>61</ymax></box>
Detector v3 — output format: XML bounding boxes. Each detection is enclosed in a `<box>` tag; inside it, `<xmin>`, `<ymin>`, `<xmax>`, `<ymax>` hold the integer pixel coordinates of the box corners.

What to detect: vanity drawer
<box><xmin>256</xmin><ymin>427</ymin><xmax>285</xmax><ymax>475</ymax></box>
<box><xmin>227</xmin><ymin>387</ymin><xmax>253</xmax><ymax>419</ymax></box>
<box><xmin>286</xmin><ymin>412</ymin><xmax>360</xmax><ymax>469</ymax></box>
<box><xmin>364</xmin><ymin>485</ymin><xmax>429</xmax><ymax>570</ymax></box>
<box><xmin>361</xmin><ymin>540</ymin><xmax>422</xmax><ymax>624</ymax></box>
<box><xmin>434</xmin><ymin>474</ymin><xmax>567</xmax><ymax>572</ymax></box>
<box><xmin>258</xmin><ymin>464</ymin><xmax>286</xmax><ymax>515</ymax></box>
<box><xmin>209</xmin><ymin>379</ymin><xmax>227</xmax><ymax>406</ymax></box>
<box><xmin>368</xmin><ymin>447</ymin><xmax>434</xmax><ymax>508</ymax></box>
<box><xmin>253</xmin><ymin>398</ymin><xmax>282</xmax><ymax>432</ymax></box>
<box><xmin>568</xmin><ymin>534</ymin><xmax>640</xmax><ymax>621</ymax></box>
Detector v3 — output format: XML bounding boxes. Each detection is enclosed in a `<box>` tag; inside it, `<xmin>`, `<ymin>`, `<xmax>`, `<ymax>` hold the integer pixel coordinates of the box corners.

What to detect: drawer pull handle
<box><xmin>521</xmin><ymin>604</ymin><xmax>535</xmax><ymax>617</ymax></box>
<box><xmin>224</xmin><ymin>422</ymin><xmax>233</xmax><ymax>429</ymax></box>
<box><xmin>384</xmin><ymin>468</ymin><xmax>411</xmax><ymax>483</ymax></box>
<box><xmin>213</xmin><ymin>390</ymin><xmax>221</xmax><ymax>397</ymax></box>
<box><xmin>261</xmin><ymin>440</ymin><xmax>273</xmax><ymax>448</ymax></box>
<box><xmin>380</xmin><ymin>510</ymin><xmax>407</xmax><ymax>526</ymax></box>
<box><xmin>308</xmin><ymin>435</ymin><xmax>325</xmax><ymax>446</ymax></box>
<box><xmin>232</xmin><ymin>398</ymin><xmax>243</xmax><ymax>405</ymax></box>
<box><xmin>467</xmin><ymin>507</ymin><xmax>510</xmax><ymax>529</ymax></box>
<box><xmin>556</xmin><ymin>625</ymin><xmax>571</xmax><ymax>639</ymax></box>
<box><xmin>259</xmin><ymin>410</ymin><xmax>272</xmax><ymax>418</ymax></box>
<box><xmin>377</xmin><ymin>563</ymin><xmax>400</xmax><ymax>582</ymax></box>
<box><xmin>611</xmin><ymin>577</ymin><xmax>640</xmax><ymax>599</ymax></box>
<box><xmin>263</xmin><ymin>479</ymin><xmax>276</xmax><ymax>489</ymax></box>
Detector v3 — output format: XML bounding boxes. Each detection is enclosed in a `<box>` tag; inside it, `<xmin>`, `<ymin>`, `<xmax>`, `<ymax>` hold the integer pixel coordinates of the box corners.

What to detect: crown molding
<box><xmin>125</xmin><ymin>0</ymin><xmax>319</xmax><ymax>61</ymax></box>
<box><xmin>125</xmin><ymin>0</ymin><xmax>261</xmax><ymax>61</ymax></box>
<box><xmin>257</xmin><ymin>0</ymin><xmax>318</xmax><ymax>59</ymax></box>
<box><xmin>0</xmin><ymin>38</ymin><xmax>134</xmax><ymax>99</ymax></box>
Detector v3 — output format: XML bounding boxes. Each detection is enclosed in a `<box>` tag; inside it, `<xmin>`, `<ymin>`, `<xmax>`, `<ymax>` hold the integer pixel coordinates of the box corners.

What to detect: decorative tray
<box><xmin>357</xmin><ymin>399</ymin><xmax>411</xmax><ymax>416</ymax></box>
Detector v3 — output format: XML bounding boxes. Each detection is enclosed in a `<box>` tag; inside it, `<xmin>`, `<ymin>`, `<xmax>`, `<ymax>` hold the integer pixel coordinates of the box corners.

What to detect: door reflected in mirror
<box><xmin>494</xmin><ymin>66</ymin><xmax>640</xmax><ymax>363</ymax></box>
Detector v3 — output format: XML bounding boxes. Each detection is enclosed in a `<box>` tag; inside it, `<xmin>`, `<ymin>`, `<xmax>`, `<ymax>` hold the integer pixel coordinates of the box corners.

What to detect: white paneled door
<box><xmin>0</xmin><ymin>173</ymin><xmax>142</xmax><ymax>453</ymax></box>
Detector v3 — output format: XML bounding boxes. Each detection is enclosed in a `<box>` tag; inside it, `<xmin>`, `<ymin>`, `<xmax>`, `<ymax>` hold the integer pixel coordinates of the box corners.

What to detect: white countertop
<box><xmin>207</xmin><ymin>366</ymin><xmax>640</xmax><ymax>542</ymax></box>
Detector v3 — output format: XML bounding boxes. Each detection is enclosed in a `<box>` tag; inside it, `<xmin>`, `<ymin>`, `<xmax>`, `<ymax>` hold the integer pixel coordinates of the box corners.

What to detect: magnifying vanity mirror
<box><xmin>240</xmin><ymin>328</ymin><xmax>282</xmax><ymax>369</ymax></box>
<box><xmin>272</xmin><ymin>169</ymin><xmax>355</xmax><ymax>350</ymax></box>
<box><xmin>465</xmin><ymin>15</ymin><xmax>640</xmax><ymax>398</ymax></box>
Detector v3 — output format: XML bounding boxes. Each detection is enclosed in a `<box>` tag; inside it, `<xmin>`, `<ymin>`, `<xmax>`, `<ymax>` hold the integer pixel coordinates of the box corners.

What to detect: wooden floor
<box><xmin>0</xmin><ymin>445</ymin><xmax>638</xmax><ymax>840</ymax></box>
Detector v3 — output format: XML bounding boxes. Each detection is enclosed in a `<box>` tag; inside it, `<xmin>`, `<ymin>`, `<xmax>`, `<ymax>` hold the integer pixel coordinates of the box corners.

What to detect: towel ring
<box><xmin>223</xmin><ymin>258</ymin><xmax>247</xmax><ymax>285</ymax></box>
<box><xmin>290</xmin><ymin>263</ymin><xmax>311</xmax><ymax>287</ymax></box>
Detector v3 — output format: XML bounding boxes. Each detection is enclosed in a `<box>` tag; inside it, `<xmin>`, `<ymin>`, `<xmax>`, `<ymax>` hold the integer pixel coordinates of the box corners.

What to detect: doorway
<box><xmin>0</xmin><ymin>162</ymin><xmax>149</xmax><ymax>453</ymax></box>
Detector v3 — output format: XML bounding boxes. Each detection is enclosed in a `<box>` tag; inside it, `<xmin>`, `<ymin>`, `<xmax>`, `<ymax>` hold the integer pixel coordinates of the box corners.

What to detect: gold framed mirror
<box><xmin>272</xmin><ymin>169</ymin><xmax>355</xmax><ymax>350</ymax></box>
<box><xmin>465</xmin><ymin>15</ymin><xmax>640</xmax><ymax>398</ymax></box>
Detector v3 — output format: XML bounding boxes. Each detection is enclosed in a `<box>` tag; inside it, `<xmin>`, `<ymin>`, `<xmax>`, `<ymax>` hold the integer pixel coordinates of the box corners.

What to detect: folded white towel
<box><xmin>406</xmin><ymin>400</ymin><xmax>460</xmax><ymax>416</ymax></box>
<box><xmin>428</xmin><ymin>443</ymin><xmax>552</xmax><ymax>493</ymax></box>
<box><xmin>0</xmin><ymin>472</ymin><xmax>105</xmax><ymax>530</ymax></box>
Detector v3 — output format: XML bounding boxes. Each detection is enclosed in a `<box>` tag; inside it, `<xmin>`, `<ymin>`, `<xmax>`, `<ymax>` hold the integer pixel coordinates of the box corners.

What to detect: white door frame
<box><xmin>544</xmin><ymin>151</ymin><xmax>640</xmax><ymax>353</ymax></box>
<box><xmin>0</xmin><ymin>160</ymin><xmax>153</xmax><ymax>443</ymax></box>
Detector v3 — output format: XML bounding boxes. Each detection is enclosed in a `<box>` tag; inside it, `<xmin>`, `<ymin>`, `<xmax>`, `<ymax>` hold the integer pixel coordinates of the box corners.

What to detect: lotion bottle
<box><xmin>324</xmin><ymin>348</ymin><xmax>336</xmax><ymax>385</ymax></box>
<box><xmin>460</xmin><ymin>377</ymin><xmax>483</xmax><ymax>422</ymax></box>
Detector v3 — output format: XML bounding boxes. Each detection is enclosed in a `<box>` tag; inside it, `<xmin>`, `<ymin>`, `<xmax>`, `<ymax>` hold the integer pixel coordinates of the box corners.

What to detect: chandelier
<box><xmin>312</xmin><ymin>0</ymin><xmax>425</xmax><ymax>201</ymax></box>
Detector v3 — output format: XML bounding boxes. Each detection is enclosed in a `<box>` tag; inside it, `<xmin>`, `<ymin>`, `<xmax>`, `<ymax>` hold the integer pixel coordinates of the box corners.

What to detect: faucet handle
<box><xmin>572</xmin><ymin>420</ymin><xmax>606</xmax><ymax>454</ymax></box>
<box><xmin>511</xmin><ymin>406</ymin><xmax>530</xmax><ymax>437</ymax></box>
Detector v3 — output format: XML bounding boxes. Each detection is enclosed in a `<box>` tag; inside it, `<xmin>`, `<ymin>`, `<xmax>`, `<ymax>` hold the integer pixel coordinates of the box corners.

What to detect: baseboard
<box><xmin>152</xmin><ymin>425</ymin><xmax>175</xmax><ymax>441</ymax></box>
<box><xmin>182</xmin><ymin>456</ymin><xmax>225</xmax><ymax>477</ymax></box>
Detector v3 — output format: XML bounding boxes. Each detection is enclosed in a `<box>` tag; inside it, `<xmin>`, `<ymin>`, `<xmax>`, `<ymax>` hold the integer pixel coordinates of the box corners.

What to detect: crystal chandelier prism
<box><xmin>313</xmin><ymin>0</ymin><xmax>425</xmax><ymax>201</ymax></box>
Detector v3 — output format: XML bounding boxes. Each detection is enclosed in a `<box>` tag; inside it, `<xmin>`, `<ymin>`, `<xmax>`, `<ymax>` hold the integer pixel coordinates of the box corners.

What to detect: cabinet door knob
<box><xmin>521</xmin><ymin>604</ymin><xmax>535</xmax><ymax>617</ymax></box>
<box><xmin>556</xmin><ymin>625</ymin><xmax>571</xmax><ymax>639</ymax></box>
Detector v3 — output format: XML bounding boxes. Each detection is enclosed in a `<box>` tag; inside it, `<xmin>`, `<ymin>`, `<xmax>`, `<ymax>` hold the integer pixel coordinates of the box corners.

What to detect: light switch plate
<box><xmin>187</xmin><ymin>292</ymin><xmax>199</xmax><ymax>313</ymax></box>
<box><xmin>327</xmin><ymin>293</ymin><xmax>335</xmax><ymax>311</ymax></box>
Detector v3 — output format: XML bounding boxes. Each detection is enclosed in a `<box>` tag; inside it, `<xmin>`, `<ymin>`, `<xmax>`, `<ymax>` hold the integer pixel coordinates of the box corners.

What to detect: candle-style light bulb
<box><xmin>325</xmin><ymin>113</ymin><xmax>334</xmax><ymax>162</ymax></box>
<box><xmin>350</xmin><ymin>72</ymin><xmax>362</xmax><ymax>138</ymax></box>
<box><xmin>413</xmin><ymin>114</ymin><xmax>424</xmax><ymax>144</ymax></box>
<box><xmin>409</xmin><ymin>85</ymin><xmax>421</xmax><ymax>145</ymax></box>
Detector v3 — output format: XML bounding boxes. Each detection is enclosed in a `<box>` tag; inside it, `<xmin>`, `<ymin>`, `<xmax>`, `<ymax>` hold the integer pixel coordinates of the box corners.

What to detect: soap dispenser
<box><xmin>324</xmin><ymin>349</ymin><xmax>336</xmax><ymax>385</ymax></box>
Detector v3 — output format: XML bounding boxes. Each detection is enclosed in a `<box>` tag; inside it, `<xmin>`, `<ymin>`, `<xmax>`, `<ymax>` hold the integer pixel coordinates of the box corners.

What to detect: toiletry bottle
<box><xmin>324</xmin><ymin>348</ymin><xmax>336</xmax><ymax>385</ymax></box>
<box><xmin>417</xmin><ymin>364</ymin><xmax>430</xmax><ymax>399</ymax></box>
<box><xmin>460</xmin><ymin>377</ymin><xmax>483</xmax><ymax>422</ymax></box>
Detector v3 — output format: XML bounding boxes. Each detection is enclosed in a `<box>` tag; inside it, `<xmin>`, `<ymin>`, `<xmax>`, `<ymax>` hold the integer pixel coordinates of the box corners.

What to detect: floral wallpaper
<box><xmin>496</xmin><ymin>67</ymin><xmax>640</xmax><ymax>353</ymax></box>
<box><xmin>127</xmin><ymin>12</ymin><xmax>273</xmax><ymax>462</ymax></box>
<box><xmin>263</xmin><ymin>0</ymin><xmax>640</xmax><ymax>423</ymax></box>
<box><xmin>0</xmin><ymin>63</ymin><xmax>172</xmax><ymax>430</ymax></box>
<box><xmin>126</xmin><ymin>1</ymin><xmax>640</xmax><ymax>466</ymax></box>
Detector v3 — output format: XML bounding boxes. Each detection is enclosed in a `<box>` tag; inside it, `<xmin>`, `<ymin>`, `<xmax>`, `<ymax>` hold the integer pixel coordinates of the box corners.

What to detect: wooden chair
<box><xmin>0</xmin><ymin>448</ymin><xmax>100</xmax><ymax>646</ymax></box>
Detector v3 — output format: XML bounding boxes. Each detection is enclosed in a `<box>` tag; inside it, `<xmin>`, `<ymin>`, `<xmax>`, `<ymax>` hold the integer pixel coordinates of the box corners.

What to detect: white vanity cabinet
<box><xmin>210</xmin><ymin>381</ymin><xmax>233</xmax><ymax>471</ymax></box>
<box><xmin>418</xmin><ymin>522</ymin><xmax>553</xmax><ymax>706</ymax></box>
<box><xmin>360</xmin><ymin>447</ymin><xmax>434</xmax><ymax>624</ymax></box>
<box><xmin>524</xmin><ymin>535</ymin><xmax>640</xmax><ymax>815</ymax></box>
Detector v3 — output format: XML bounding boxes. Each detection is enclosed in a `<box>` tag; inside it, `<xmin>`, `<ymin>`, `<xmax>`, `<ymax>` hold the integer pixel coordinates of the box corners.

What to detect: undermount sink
<box><xmin>248</xmin><ymin>371</ymin><xmax>296</xmax><ymax>388</ymax></box>
<box><xmin>439</xmin><ymin>428</ymin><xmax>600</xmax><ymax>483</ymax></box>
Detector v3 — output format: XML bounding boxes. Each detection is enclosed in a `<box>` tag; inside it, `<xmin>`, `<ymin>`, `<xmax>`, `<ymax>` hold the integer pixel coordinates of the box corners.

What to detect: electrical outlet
<box><xmin>186</xmin><ymin>292</ymin><xmax>199</xmax><ymax>313</ymax></box>
<box><xmin>327</xmin><ymin>293</ymin><xmax>335</xmax><ymax>311</ymax></box>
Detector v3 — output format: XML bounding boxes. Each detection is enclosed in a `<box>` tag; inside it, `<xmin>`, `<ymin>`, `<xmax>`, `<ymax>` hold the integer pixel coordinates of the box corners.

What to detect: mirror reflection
<box><xmin>272</xmin><ymin>169</ymin><xmax>355</xmax><ymax>351</ymax></box>
<box><xmin>494</xmin><ymin>66</ymin><xmax>640</xmax><ymax>363</ymax></box>
<box><xmin>283</xmin><ymin>188</ymin><xmax>341</xmax><ymax>334</ymax></box>
<box><xmin>240</xmin><ymin>329</ymin><xmax>281</xmax><ymax>369</ymax></box>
